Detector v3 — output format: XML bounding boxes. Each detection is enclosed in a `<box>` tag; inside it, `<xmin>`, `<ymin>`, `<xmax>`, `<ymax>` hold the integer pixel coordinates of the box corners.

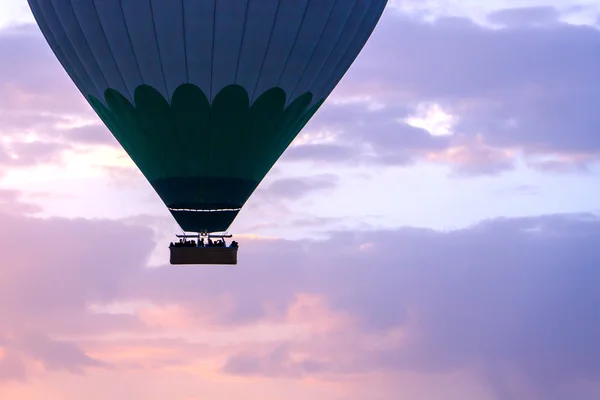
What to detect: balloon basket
<box><xmin>170</xmin><ymin>246</ymin><xmax>238</xmax><ymax>265</ymax></box>
<box><xmin>169</xmin><ymin>232</ymin><xmax>238</xmax><ymax>265</ymax></box>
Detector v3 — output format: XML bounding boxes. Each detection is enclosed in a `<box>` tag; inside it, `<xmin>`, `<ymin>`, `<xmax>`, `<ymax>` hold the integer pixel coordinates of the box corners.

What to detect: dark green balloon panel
<box><xmin>89</xmin><ymin>84</ymin><xmax>324</xmax><ymax>232</ymax></box>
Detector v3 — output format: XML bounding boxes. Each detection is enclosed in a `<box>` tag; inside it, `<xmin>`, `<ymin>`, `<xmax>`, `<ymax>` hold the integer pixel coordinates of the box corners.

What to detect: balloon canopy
<box><xmin>28</xmin><ymin>0</ymin><xmax>387</xmax><ymax>233</ymax></box>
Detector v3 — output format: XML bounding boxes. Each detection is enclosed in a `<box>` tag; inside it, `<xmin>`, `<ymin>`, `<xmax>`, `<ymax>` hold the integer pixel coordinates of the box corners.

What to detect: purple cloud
<box><xmin>283</xmin><ymin>143</ymin><xmax>358</xmax><ymax>163</ymax></box>
<box><xmin>13</xmin><ymin>331</ymin><xmax>109</xmax><ymax>374</ymax></box>
<box><xmin>60</xmin><ymin>124</ymin><xmax>120</xmax><ymax>146</ymax></box>
<box><xmin>494</xmin><ymin>184</ymin><xmax>540</xmax><ymax>196</ymax></box>
<box><xmin>0</xmin><ymin>189</ymin><xmax>42</xmax><ymax>214</ymax></box>
<box><xmin>1</xmin><ymin>187</ymin><xmax>600</xmax><ymax>398</ymax></box>
<box><xmin>0</xmin><ymin>24</ymin><xmax>104</xmax><ymax>172</ymax></box>
<box><xmin>223</xmin><ymin>344</ymin><xmax>327</xmax><ymax>379</ymax></box>
<box><xmin>487</xmin><ymin>6</ymin><xmax>561</xmax><ymax>26</ymax></box>
<box><xmin>289</xmin><ymin>8</ymin><xmax>600</xmax><ymax>173</ymax></box>
<box><xmin>286</xmin><ymin>103</ymin><xmax>449</xmax><ymax>166</ymax></box>
<box><xmin>0</xmin><ymin>347</ymin><xmax>27</xmax><ymax>383</ymax></box>
<box><xmin>4</xmin><ymin>9</ymin><xmax>600</xmax><ymax>176</ymax></box>
<box><xmin>0</xmin><ymin>24</ymin><xmax>85</xmax><ymax>113</ymax></box>
<box><xmin>214</xmin><ymin>214</ymin><xmax>600</xmax><ymax>399</ymax></box>
<box><xmin>0</xmin><ymin>140</ymin><xmax>70</xmax><ymax>168</ymax></box>
<box><xmin>258</xmin><ymin>174</ymin><xmax>340</xmax><ymax>200</ymax></box>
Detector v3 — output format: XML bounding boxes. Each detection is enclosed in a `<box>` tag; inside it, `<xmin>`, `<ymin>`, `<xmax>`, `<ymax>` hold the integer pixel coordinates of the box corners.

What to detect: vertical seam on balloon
<box><xmin>27</xmin><ymin>0</ymin><xmax>88</xmax><ymax>100</ymax></box>
<box><xmin>310</xmin><ymin>0</ymin><xmax>371</xmax><ymax>99</ymax></box>
<box><xmin>148</xmin><ymin>0</ymin><xmax>171</xmax><ymax>102</ymax></box>
<box><xmin>118</xmin><ymin>1</ymin><xmax>144</xmax><ymax>86</ymax></box>
<box><xmin>231</xmin><ymin>1</ymin><xmax>250</xmax><ymax>181</ymax></box>
<box><xmin>315</xmin><ymin>0</ymin><xmax>383</xmax><ymax>96</ymax></box>
<box><xmin>249</xmin><ymin>0</ymin><xmax>282</xmax><ymax>103</ymax></box>
<box><xmin>148</xmin><ymin>0</ymin><xmax>188</xmax><ymax>178</ymax></box>
<box><xmin>42</xmin><ymin>0</ymin><xmax>105</xmax><ymax>100</ymax></box>
<box><xmin>64</xmin><ymin>0</ymin><xmax>112</xmax><ymax>94</ymax></box>
<box><xmin>315</xmin><ymin>0</ymin><xmax>381</xmax><ymax>98</ymax></box>
<box><xmin>295</xmin><ymin>0</ymin><xmax>361</xmax><ymax>106</ymax></box>
<box><xmin>207</xmin><ymin>0</ymin><xmax>217</xmax><ymax>171</ymax></box>
<box><xmin>90</xmin><ymin>0</ymin><xmax>133</xmax><ymax>100</ymax></box>
<box><xmin>275</xmin><ymin>0</ymin><xmax>311</xmax><ymax>90</ymax></box>
<box><xmin>288</xmin><ymin>0</ymin><xmax>338</xmax><ymax>102</ymax></box>
<box><xmin>319</xmin><ymin>1</ymin><xmax>386</xmax><ymax>97</ymax></box>
<box><xmin>118</xmin><ymin>0</ymin><xmax>168</xmax><ymax>180</ymax></box>
<box><xmin>233</xmin><ymin>0</ymin><xmax>250</xmax><ymax>83</ymax></box>
<box><xmin>182</xmin><ymin>0</ymin><xmax>189</xmax><ymax>82</ymax></box>
<box><xmin>209</xmin><ymin>0</ymin><xmax>217</xmax><ymax>101</ymax></box>
<box><xmin>179</xmin><ymin>0</ymin><xmax>193</xmax><ymax>178</ymax></box>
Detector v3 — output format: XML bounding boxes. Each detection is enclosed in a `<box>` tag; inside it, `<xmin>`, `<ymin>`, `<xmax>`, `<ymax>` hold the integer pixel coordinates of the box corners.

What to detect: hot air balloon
<box><xmin>27</xmin><ymin>0</ymin><xmax>388</xmax><ymax>264</ymax></box>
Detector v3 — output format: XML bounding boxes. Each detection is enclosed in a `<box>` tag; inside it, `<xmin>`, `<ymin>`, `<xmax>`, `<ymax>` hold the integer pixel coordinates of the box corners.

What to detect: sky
<box><xmin>1</xmin><ymin>0</ymin><xmax>600</xmax><ymax>399</ymax></box>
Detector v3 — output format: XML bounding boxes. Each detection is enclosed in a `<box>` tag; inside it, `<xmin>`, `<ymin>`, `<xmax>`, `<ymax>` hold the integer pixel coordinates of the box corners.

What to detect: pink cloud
<box><xmin>0</xmin><ymin>185</ymin><xmax>598</xmax><ymax>399</ymax></box>
<box><xmin>0</xmin><ymin>346</ymin><xmax>27</xmax><ymax>382</ymax></box>
<box><xmin>0</xmin><ymin>189</ymin><xmax>42</xmax><ymax>215</ymax></box>
<box><xmin>425</xmin><ymin>134</ymin><xmax>516</xmax><ymax>175</ymax></box>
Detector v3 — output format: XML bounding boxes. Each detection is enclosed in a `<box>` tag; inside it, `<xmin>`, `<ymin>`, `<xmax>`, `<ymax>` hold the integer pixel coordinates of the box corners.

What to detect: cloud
<box><xmin>60</xmin><ymin>124</ymin><xmax>120</xmax><ymax>146</ymax></box>
<box><xmin>1</xmin><ymin>185</ymin><xmax>600</xmax><ymax>398</ymax></box>
<box><xmin>258</xmin><ymin>174</ymin><xmax>340</xmax><ymax>201</ymax></box>
<box><xmin>0</xmin><ymin>189</ymin><xmax>42</xmax><ymax>214</ymax></box>
<box><xmin>0</xmin><ymin>347</ymin><xmax>27</xmax><ymax>382</ymax></box>
<box><xmin>487</xmin><ymin>6</ymin><xmax>561</xmax><ymax>26</ymax></box>
<box><xmin>425</xmin><ymin>134</ymin><xmax>516</xmax><ymax>175</ymax></box>
<box><xmin>0</xmin><ymin>140</ymin><xmax>70</xmax><ymax>169</ymax></box>
<box><xmin>0</xmin><ymin>24</ymin><xmax>84</xmax><ymax>113</ymax></box>
<box><xmin>283</xmin><ymin>143</ymin><xmax>358</xmax><ymax>163</ymax></box>
<box><xmin>5</xmin><ymin>9</ymin><xmax>600</xmax><ymax>177</ymax></box>
<box><xmin>288</xmin><ymin>8</ymin><xmax>600</xmax><ymax>174</ymax></box>
<box><xmin>494</xmin><ymin>184</ymin><xmax>540</xmax><ymax>196</ymax></box>
<box><xmin>2</xmin><ymin>6</ymin><xmax>600</xmax><ymax>398</ymax></box>
<box><xmin>0</xmin><ymin>190</ymin><xmax>154</xmax><ymax>329</ymax></box>
<box><xmin>222</xmin><ymin>344</ymin><xmax>327</xmax><ymax>379</ymax></box>
<box><xmin>9</xmin><ymin>332</ymin><xmax>109</xmax><ymax>376</ymax></box>
<box><xmin>215</xmin><ymin>214</ymin><xmax>600</xmax><ymax>399</ymax></box>
<box><xmin>287</xmin><ymin>103</ymin><xmax>450</xmax><ymax>166</ymax></box>
<box><xmin>0</xmin><ymin>24</ymin><xmax>109</xmax><ymax>173</ymax></box>
<box><xmin>0</xmin><ymin>189</ymin><xmax>154</xmax><ymax>381</ymax></box>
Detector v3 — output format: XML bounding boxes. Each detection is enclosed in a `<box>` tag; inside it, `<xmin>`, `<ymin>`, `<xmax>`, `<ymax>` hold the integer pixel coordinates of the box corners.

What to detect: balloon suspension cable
<box><xmin>175</xmin><ymin>231</ymin><xmax>233</xmax><ymax>239</ymax></box>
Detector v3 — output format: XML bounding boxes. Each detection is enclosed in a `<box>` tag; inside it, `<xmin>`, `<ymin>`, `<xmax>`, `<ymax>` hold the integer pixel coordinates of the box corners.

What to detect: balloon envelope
<box><xmin>28</xmin><ymin>0</ymin><xmax>387</xmax><ymax>232</ymax></box>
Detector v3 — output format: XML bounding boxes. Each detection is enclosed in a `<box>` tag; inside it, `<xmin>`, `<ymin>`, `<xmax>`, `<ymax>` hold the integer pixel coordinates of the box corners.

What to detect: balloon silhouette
<box><xmin>28</xmin><ymin>0</ymin><xmax>388</xmax><ymax>233</ymax></box>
